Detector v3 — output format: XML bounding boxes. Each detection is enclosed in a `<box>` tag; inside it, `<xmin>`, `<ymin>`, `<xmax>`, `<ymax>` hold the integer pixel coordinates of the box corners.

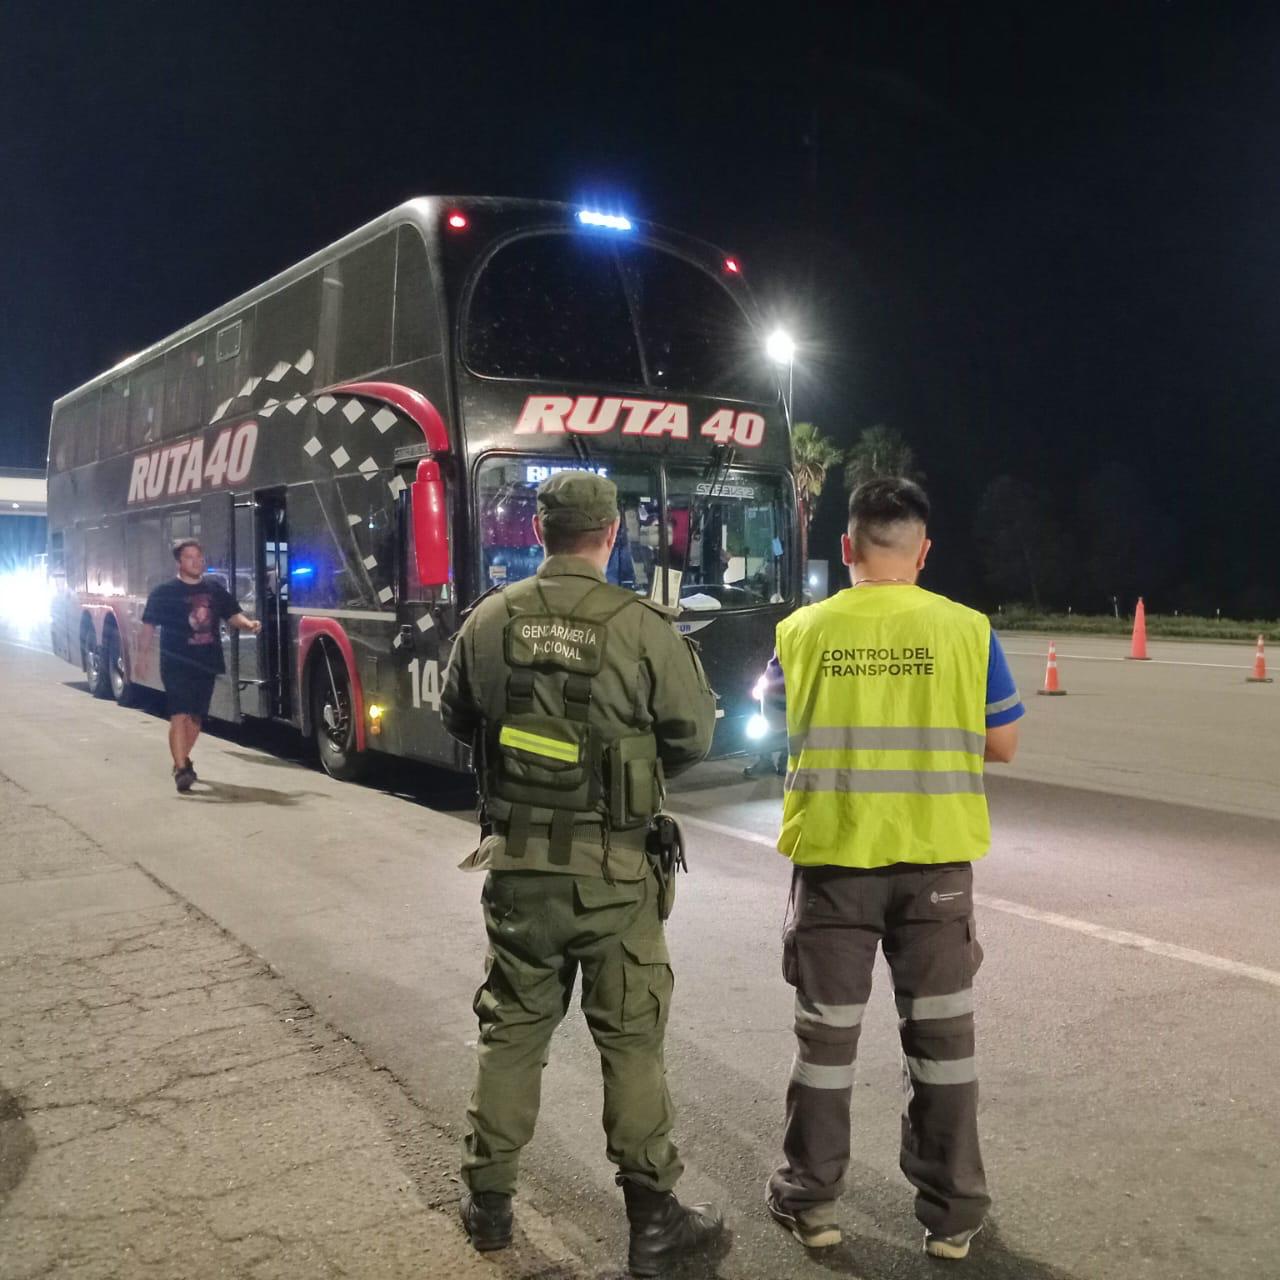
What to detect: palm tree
<box><xmin>791</xmin><ymin>421</ymin><xmax>844</xmax><ymax>573</ymax></box>
<box><xmin>843</xmin><ymin>424</ymin><xmax>920</xmax><ymax>491</ymax></box>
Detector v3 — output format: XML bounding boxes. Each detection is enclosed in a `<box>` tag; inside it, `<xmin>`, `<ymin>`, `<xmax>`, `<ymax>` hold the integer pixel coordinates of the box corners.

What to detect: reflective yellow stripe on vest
<box><xmin>498</xmin><ymin>725</ymin><xmax>581</xmax><ymax>763</ymax></box>
<box><xmin>776</xmin><ymin>586</ymin><xmax>992</xmax><ymax>869</ymax></box>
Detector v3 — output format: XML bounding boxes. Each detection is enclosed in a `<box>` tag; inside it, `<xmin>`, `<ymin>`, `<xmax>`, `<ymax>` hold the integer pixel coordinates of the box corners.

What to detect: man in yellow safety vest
<box><xmin>762</xmin><ymin>476</ymin><xmax>1023</xmax><ymax>1262</ymax></box>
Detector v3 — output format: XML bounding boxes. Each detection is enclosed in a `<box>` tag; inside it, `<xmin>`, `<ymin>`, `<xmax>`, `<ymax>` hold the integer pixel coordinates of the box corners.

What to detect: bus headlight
<box><xmin>746</xmin><ymin>713</ymin><xmax>769</xmax><ymax>741</ymax></box>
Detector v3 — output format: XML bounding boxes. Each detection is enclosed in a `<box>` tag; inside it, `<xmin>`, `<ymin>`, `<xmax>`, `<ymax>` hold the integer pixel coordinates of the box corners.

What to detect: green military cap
<box><xmin>536</xmin><ymin>471</ymin><xmax>619</xmax><ymax>532</ymax></box>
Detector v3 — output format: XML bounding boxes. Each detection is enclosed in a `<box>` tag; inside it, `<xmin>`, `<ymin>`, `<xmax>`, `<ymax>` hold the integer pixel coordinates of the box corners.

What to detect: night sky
<box><xmin>4</xmin><ymin>2</ymin><xmax>1278</xmax><ymax>613</ymax></box>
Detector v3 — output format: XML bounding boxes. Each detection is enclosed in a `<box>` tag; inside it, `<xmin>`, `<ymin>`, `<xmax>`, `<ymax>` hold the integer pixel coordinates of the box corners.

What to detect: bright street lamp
<box><xmin>765</xmin><ymin>329</ymin><xmax>796</xmax><ymax>364</ymax></box>
<box><xmin>765</xmin><ymin>329</ymin><xmax>796</xmax><ymax>417</ymax></box>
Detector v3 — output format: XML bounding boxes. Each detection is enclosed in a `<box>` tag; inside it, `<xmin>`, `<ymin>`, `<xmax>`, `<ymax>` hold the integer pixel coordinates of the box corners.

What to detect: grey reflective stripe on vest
<box><xmin>904</xmin><ymin>1055</ymin><xmax>978</xmax><ymax>1085</ymax></box>
<box><xmin>789</xmin><ymin>726</ymin><xmax>986</xmax><ymax>756</ymax></box>
<box><xmin>785</xmin><ymin>768</ymin><xmax>985</xmax><ymax>796</ymax></box>
<box><xmin>985</xmin><ymin>691</ymin><xmax>1021</xmax><ymax>716</ymax></box>
<box><xmin>790</xmin><ymin>1057</ymin><xmax>857</xmax><ymax>1089</ymax></box>
<box><xmin>795</xmin><ymin>993</ymin><xmax>866</xmax><ymax>1028</ymax></box>
<box><xmin>894</xmin><ymin>990</ymin><xmax>975</xmax><ymax>1021</ymax></box>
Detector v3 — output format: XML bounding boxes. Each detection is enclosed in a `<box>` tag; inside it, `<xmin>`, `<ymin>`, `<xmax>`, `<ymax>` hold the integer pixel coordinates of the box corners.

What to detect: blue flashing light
<box><xmin>291</xmin><ymin>564</ymin><xmax>315</xmax><ymax>578</ymax></box>
<box><xmin>577</xmin><ymin>210</ymin><xmax>633</xmax><ymax>232</ymax></box>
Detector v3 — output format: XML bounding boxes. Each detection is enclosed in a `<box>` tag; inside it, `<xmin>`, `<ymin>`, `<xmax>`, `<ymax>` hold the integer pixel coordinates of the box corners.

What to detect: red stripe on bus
<box><xmin>331</xmin><ymin>382</ymin><xmax>449</xmax><ymax>453</ymax></box>
<box><xmin>296</xmin><ymin>617</ymin><xmax>367</xmax><ymax>753</ymax></box>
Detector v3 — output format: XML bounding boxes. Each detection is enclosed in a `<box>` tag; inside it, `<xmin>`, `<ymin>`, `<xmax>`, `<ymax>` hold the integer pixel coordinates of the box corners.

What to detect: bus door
<box><xmin>254</xmin><ymin>492</ymin><xmax>291</xmax><ymax>720</ymax></box>
<box><xmin>232</xmin><ymin>496</ymin><xmax>267</xmax><ymax>718</ymax></box>
<box><xmin>199</xmin><ymin>491</ymin><xmax>241</xmax><ymax>724</ymax></box>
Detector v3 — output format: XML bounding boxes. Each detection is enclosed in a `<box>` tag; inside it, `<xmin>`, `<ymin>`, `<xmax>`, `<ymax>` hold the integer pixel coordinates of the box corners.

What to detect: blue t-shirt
<box><xmin>985</xmin><ymin>632</ymin><xmax>1024</xmax><ymax>727</ymax></box>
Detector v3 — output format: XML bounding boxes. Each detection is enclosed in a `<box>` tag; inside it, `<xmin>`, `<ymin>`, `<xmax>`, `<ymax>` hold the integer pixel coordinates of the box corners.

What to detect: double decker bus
<box><xmin>47</xmin><ymin>198</ymin><xmax>797</xmax><ymax>778</ymax></box>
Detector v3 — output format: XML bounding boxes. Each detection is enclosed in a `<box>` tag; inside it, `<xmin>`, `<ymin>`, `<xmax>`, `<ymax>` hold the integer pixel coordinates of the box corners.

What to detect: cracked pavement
<box><xmin>0</xmin><ymin>772</ymin><xmax>566</xmax><ymax>1279</ymax></box>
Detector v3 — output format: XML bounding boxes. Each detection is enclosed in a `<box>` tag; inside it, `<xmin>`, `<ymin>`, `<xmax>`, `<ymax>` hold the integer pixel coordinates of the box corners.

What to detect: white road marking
<box><xmin>1003</xmin><ymin>648</ymin><xmax>1248</xmax><ymax>671</ymax></box>
<box><xmin>673</xmin><ymin>812</ymin><xmax>1280</xmax><ymax>990</ymax></box>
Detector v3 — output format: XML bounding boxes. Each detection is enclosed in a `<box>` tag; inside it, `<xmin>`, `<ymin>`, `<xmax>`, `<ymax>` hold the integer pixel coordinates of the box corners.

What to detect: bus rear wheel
<box><xmin>310</xmin><ymin>647</ymin><xmax>368</xmax><ymax>781</ymax></box>
<box><xmin>106</xmin><ymin>626</ymin><xmax>137</xmax><ymax>706</ymax></box>
<box><xmin>82</xmin><ymin>622</ymin><xmax>111</xmax><ymax>699</ymax></box>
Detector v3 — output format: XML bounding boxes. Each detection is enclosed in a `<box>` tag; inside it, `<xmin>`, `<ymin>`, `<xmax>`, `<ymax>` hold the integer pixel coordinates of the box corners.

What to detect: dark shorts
<box><xmin>161</xmin><ymin>661</ymin><xmax>217</xmax><ymax>719</ymax></box>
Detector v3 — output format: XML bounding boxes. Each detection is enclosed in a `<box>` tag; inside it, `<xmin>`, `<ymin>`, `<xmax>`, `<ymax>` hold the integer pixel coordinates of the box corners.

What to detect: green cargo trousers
<box><xmin>461</xmin><ymin>869</ymin><xmax>683</xmax><ymax>1196</ymax></box>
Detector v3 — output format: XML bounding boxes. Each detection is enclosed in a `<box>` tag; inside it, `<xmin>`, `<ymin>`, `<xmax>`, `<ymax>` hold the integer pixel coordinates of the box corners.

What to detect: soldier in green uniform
<box><xmin>441</xmin><ymin>471</ymin><xmax>724</xmax><ymax>1278</ymax></box>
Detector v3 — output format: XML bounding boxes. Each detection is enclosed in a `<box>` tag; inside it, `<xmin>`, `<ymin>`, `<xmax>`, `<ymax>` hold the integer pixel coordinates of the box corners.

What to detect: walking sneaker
<box><xmin>764</xmin><ymin>1184</ymin><xmax>842</xmax><ymax>1249</ymax></box>
<box><xmin>173</xmin><ymin>765</ymin><xmax>196</xmax><ymax>793</ymax></box>
<box><xmin>924</xmin><ymin>1223</ymin><xmax>983</xmax><ymax>1259</ymax></box>
<box><xmin>184</xmin><ymin>757</ymin><xmax>197</xmax><ymax>781</ymax></box>
<box><xmin>459</xmin><ymin>1190</ymin><xmax>513</xmax><ymax>1251</ymax></box>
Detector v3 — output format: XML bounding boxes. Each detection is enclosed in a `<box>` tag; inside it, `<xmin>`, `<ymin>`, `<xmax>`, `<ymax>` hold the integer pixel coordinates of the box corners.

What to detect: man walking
<box><xmin>139</xmin><ymin>540</ymin><xmax>260</xmax><ymax>791</ymax></box>
<box><xmin>441</xmin><ymin>472</ymin><xmax>724</xmax><ymax>1278</ymax></box>
<box><xmin>763</xmin><ymin>477</ymin><xmax>1022</xmax><ymax>1260</ymax></box>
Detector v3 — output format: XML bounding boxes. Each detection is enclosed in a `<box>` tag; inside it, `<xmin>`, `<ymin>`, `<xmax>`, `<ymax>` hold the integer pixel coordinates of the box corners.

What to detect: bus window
<box><xmin>465</xmin><ymin>234</ymin><xmax>642</xmax><ymax>385</ymax></box>
<box><xmin>256</xmin><ymin>272</ymin><xmax>321</xmax><ymax>396</ymax></box>
<box><xmin>622</xmin><ymin>246</ymin><xmax>778</xmax><ymax>404</ymax></box>
<box><xmin>101</xmin><ymin>376</ymin><xmax>130</xmax><ymax>459</ymax></box>
<box><xmin>51</xmin><ymin>392</ymin><xmax>97</xmax><ymax>472</ymax></box>
<box><xmin>211</xmin><ymin>312</ymin><xmax>254</xmax><ymax>421</ymax></box>
<box><xmin>475</xmin><ymin>456</ymin><xmax>657</xmax><ymax>592</ymax></box>
<box><xmin>665</xmin><ymin>468</ymin><xmax>791</xmax><ymax>610</ymax></box>
<box><xmin>332</xmin><ymin>233</ymin><xmax>395</xmax><ymax>381</ymax></box>
<box><xmin>163</xmin><ymin>333</ymin><xmax>211</xmax><ymax>438</ymax></box>
<box><xmin>394</xmin><ymin>225</ymin><xmax>440</xmax><ymax>364</ymax></box>
<box><xmin>128</xmin><ymin>359</ymin><xmax>165</xmax><ymax>450</ymax></box>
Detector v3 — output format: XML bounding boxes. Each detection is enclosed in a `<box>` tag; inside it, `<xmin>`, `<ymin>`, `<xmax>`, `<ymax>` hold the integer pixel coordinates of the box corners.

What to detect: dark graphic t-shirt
<box><xmin>142</xmin><ymin>577</ymin><xmax>241</xmax><ymax>676</ymax></box>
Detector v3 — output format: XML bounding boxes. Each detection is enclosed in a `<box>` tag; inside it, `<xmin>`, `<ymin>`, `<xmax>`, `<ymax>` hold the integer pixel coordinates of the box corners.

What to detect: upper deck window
<box><xmin>464</xmin><ymin>233</ymin><xmax>777</xmax><ymax>404</ymax></box>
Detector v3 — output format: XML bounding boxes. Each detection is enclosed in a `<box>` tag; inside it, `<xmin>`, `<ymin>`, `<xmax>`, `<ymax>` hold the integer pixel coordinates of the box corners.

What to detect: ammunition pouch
<box><xmin>607</xmin><ymin>732</ymin><xmax>665</xmax><ymax>830</ymax></box>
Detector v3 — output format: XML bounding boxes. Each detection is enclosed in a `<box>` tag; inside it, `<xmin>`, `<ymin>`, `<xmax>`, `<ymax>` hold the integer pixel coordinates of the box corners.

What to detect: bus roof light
<box><xmin>577</xmin><ymin>210</ymin><xmax>633</xmax><ymax>232</ymax></box>
<box><xmin>446</xmin><ymin>211</ymin><xmax>469</xmax><ymax>231</ymax></box>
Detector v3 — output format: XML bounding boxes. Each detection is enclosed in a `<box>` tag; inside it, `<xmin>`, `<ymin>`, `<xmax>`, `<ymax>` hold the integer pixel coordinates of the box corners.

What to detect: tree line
<box><xmin>793</xmin><ymin>423</ymin><xmax>1274</xmax><ymax>618</ymax></box>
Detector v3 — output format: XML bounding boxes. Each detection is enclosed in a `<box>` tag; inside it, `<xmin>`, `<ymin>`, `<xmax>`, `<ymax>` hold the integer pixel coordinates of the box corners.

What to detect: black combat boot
<box><xmin>459</xmin><ymin>1189</ymin><xmax>513</xmax><ymax>1251</ymax></box>
<box><xmin>622</xmin><ymin>1181</ymin><xmax>725</xmax><ymax>1277</ymax></box>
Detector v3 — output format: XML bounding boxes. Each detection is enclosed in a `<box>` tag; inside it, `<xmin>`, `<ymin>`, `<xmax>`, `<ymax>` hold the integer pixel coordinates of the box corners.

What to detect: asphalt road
<box><xmin>1</xmin><ymin>636</ymin><xmax>1276</xmax><ymax>1280</ymax></box>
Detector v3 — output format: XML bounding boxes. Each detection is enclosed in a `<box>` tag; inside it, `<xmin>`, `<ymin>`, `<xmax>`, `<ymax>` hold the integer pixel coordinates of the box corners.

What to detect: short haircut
<box><xmin>172</xmin><ymin>539</ymin><xmax>202</xmax><ymax>561</ymax></box>
<box><xmin>848</xmin><ymin>477</ymin><xmax>930</xmax><ymax>555</ymax></box>
<box><xmin>542</xmin><ymin>524</ymin><xmax>612</xmax><ymax>556</ymax></box>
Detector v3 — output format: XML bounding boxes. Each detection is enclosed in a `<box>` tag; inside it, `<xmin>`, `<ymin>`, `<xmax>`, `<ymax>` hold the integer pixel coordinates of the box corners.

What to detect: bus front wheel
<box><xmin>310</xmin><ymin>647</ymin><xmax>369</xmax><ymax>781</ymax></box>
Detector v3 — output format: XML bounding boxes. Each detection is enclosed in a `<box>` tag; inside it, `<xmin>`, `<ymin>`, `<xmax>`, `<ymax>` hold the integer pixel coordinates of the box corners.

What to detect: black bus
<box><xmin>47</xmin><ymin>197</ymin><xmax>797</xmax><ymax>777</ymax></box>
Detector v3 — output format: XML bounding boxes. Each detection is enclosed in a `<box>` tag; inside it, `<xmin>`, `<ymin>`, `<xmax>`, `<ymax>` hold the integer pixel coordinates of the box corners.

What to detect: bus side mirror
<box><xmin>411</xmin><ymin>459</ymin><xmax>450</xmax><ymax>587</ymax></box>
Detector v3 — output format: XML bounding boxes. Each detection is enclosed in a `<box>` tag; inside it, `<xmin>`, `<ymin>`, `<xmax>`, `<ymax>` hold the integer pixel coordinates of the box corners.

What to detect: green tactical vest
<box><xmin>776</xmin><ymin>584</ymin><xmax>991</xmax><ymax>869</ymax></box>
<box><xmin>483</xmin><ymin>576</ymin><xmax>665</xmax><ymax>865</ymax></box>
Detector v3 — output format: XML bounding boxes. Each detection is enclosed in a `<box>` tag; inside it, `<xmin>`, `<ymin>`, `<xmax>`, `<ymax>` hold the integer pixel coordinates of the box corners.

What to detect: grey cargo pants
<box><xmin>462</xmin><ymin>869</ymin><xmax>682</xmax><ymax>1196</ymax></box>
<box><xmin>768</xmin><ymin>862</ymin><xmax>990</xmax><ymax>1237</ymax></box>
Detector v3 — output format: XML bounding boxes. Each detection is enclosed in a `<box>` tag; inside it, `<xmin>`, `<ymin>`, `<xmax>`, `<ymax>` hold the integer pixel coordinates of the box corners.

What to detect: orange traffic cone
<box><xmin>1246</xmin><ymin>634</ymin><xmax>1273</xmax><ymax>683</ymax></box>
<box><xmin>1037</xmin><ymin>640</ymin><xmax>1067</xmax><ymax>695</ymax></box>
<box><xmin>1127</xmin><ymin>596</ymin><xmax>1150</xmax><ymax>660</ymax></box>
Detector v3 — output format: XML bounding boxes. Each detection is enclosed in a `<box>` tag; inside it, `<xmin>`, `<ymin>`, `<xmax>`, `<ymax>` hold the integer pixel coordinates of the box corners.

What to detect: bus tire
<box><xmin>82</xmin><ymin>619</ymin><xmax>111</xmax><ymax>699</ymax></box>
<box><xmin>106</xmin><ymin>624</ymin><xmax>138</xmax><ymax>706</ymax></box>
<box><xmin>310</xmin><ymin>644</ymin><xmax>368</xmax><ymax>781</ymax></box>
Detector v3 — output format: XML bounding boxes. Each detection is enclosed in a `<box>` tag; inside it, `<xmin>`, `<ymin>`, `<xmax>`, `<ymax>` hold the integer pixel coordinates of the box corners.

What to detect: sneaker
<box><xmin>924</xmin><ymin>1223</ymin><xmax>983</xmax><ymax>1259</ymax></box>
<box><xmin>184</xmin><ymin>757</ymin><xmax>197</xmax><ymax>781</ymax></box>
<box><xmin>459</xmin><ymin>1190</ymin><xmax>513</xmax><ymax>1251</ymax></box>
<box><xmin>764</xmin><ymin>1184</ymin><xmax>841</xmax><ymax>1249</ymax></box>
<box><xmin>173</xmin><ymin>766</ymin><xmax>196</xmax><ymax>793</ymax></box>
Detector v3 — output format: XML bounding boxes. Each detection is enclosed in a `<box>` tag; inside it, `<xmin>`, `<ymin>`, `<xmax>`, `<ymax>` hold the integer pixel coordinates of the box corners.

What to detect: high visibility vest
<box><xmin>776</xmin><ymin>585</ymin><xmax>991</xmax><ymax>869</ymax></box>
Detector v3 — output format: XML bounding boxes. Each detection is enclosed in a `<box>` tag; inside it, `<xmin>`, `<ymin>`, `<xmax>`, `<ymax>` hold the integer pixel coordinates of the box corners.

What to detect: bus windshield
<box><xmin>667</xmin><ymin>467</ymin><xmax>790</xmax><ymax>610</ymax></box>
<box><xmin>465</xmin><ymin>233</ymin><xmax>778</xmax><ymax>404</ymax></box>
<box><xmin>475</xmin><ymin>456</ymin><xmax>790</xmax><ymax>609</ymax></box>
